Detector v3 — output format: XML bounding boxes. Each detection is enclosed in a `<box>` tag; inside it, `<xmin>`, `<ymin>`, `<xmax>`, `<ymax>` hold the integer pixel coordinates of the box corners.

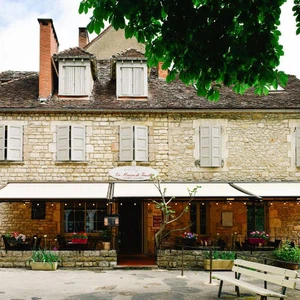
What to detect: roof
<box><xmin>1</xmin><ymin>59</ymin><xmax>300</xmax><ymax>112</ymax></box>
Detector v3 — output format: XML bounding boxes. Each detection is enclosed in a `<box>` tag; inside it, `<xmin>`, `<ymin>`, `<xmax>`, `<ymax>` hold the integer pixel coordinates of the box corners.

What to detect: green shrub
<box><xmin>204</xmin><ymin>251</ymin><xmax>236</xmax><ymax>260</ymax></box>
<box><xmin>28</xmin><ymin>249</ymin><xmax>61</xmax><ymax>264</ymax></box>
<box><xmin>273</xmin><ymin>242</ymin><xmax>300</xmax><ymax>263</ymax></box>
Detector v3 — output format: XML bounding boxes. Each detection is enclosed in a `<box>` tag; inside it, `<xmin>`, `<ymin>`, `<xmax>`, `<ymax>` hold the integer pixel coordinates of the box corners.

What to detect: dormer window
<box><xmin>116</xmin><ymin>60</ymin><xmax>148</xmax><ymax>99</ymax></box>
<box><xmin>58</xmin><ymin>59</ymin><xmax>93</xmax><ymax>97</ymax></box>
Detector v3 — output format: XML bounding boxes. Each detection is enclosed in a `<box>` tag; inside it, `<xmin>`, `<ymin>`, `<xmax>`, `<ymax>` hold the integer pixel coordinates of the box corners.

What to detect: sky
<box><xmin>0</xmin><ymin>0</ymin><xmax>299</xmax><ymax>78</ymax></box>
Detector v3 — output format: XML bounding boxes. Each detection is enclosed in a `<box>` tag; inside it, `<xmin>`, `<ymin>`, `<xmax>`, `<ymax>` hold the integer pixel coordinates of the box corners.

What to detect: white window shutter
<box><xmin>7</xmin><ymin>125</ymin><xmax>23</xmax><ymax>161</ymax></box>
<box><xmin>296</xmin><ymin>127</ymin><xmax>300</xmax><ymax>167</ymax></box>
<box><xmin>57</xmin><ymin>125</ymin><xmax>70</xmax><ymax>161</ymax></box>
<box><xmin>71</xmin><ymin>125</ymin><xmax>85</xmax><ymax>161</ymax></box>
<box><xmin>133</xmin><ymin>67</ymin><xmax>144</xmax><ymax>96</ymax></box>
<box><xmin>0</xmin><ymin>125</ymin><xmax>5</xmax><ymax>160</ymax></box>
<box><xmin>62</xmin><ymin>66</ymin><xmax>75</xmax><ymax>95</ymax></box>
<box><xmin>211</xmin><ymin>126</ymin><xmax>222</xmax><ymax>167</ymax></box>
<box><xmin>134</xmin><ymin>126</ymin><xmax>148</xmax><ymax>161</ymax></box>
<box><xmin>120</xmin><ymin>125</ymin><xmax>133</xmax><ymax>161</ymax></box>
<box><xmin>74</xmin><ymin>66</ymin><xmax>86</xmax><ymax>95</ymax></box>
<box><xmin>200</xmin><ymin>125</ymin><xmax>211</xmax><ymax>167</ymax></box>
<box><xmin>120</xmin><ymin>67</ymin><xmax>133</xmax><ymax>96</ymax></box>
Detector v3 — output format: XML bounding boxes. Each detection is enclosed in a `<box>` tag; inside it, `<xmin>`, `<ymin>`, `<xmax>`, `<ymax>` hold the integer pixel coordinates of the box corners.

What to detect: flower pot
<box><xmin>203</xmin><ymin>259</ymin><xmax>234</xmax><ymax>270</ymax></box>
<box><xmin>30</xmin><ymin>262</ymin><xmax>58</xmax><ymax>271</ymax></box>
<box><xmin>103</xmin><ymin>242</ymin><xmax>110</xmax><ymax>250</ymax></box>
<box><xmin>71</xmin><ymin>238</ymin><xmax>88</xmax><ymax>244</ymax></box>
<box><xmin>182</xmin><ymin>238</ymin><xmax>196</xmax><ymax>246</ymax></box>
<box><xmin>248</xmin><ymin>238</ymin><xmax>266</xmax><ymax>245</ymax></box>
<box><xmin>276</xmin><ymin>261</ymin><xmax>299</xmax><ymax>270</ymax></box>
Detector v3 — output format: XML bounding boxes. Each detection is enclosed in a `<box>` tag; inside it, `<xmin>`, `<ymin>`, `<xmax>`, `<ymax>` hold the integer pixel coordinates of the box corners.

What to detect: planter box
<box><xmin>71</xmin><ymin>238</ymin><xmax>88</xmax><ymax>244</ymax></box>
<box><xmin>248</xmin><ymin>238</ymin><xmax>266</xmax><ymax>245</ymax></box>
<box><xmin>276</xmin><ymin>261</ymin><xmax>299</xmax><ymax>270</ymax></box>
<box><xmin>30</xmin><ymin>262</ymin><xmax>58</xmax><ymax>271</ymax></box>
<box><xmin>203</xmin><ymin>259</ymin><xmax>234</xmax><ymax>270</ymax></box>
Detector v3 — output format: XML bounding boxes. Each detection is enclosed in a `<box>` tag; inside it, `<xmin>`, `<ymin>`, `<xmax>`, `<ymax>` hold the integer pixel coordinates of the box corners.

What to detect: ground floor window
<box><xmin>247</xmin><ymin>204</ymin><xmax>265</xmax><ymax>233</ymax></box>
<box><xmin>190</xmin><ymin>202</ymin><xmax>207</xmax><ymax>235</ymax></box>
<box><xmin>64</xmin><ymin>201</ymin><xmax>107</xmax><ymax>233</ymax></box>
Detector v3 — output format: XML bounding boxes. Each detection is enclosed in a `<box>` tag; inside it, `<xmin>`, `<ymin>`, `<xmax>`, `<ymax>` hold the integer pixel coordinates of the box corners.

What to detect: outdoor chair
<box><xmin>87</xmin><ymin>236</ymin><xmax>99</xmax><ymax>250</ymax></box>
<box><xmin>2</xmin><ymin>235</ymin><xmax>18</xmax><ymax>250</ymax></box>
<box><xmin>30</xmin><ymin>235</ymin><xmax>41</xmax><ymax>250</ymax></box>
<box><xmin>56</xmin><ymin>234</ymin><xmax>67</xmax><ymax>250</ymax></box>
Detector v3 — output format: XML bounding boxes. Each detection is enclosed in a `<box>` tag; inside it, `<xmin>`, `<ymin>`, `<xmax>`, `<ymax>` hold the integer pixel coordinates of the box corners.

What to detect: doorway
<box><xmin>118</xmin><ymin>199</ymin><xmax>143</xmax><ymax>254</ymax></box>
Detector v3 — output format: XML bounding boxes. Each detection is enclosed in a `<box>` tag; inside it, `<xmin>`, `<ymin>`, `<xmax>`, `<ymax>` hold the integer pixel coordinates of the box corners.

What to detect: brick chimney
<box><xmin>38</xmin><ymin>18</ymin><xmax>59</xmax><ymax>102</ymax></box>
<box><xmin>158</xmin><ymin>62</ymin><xmax>168</xmax><ymax>79</ymax></box>
<box><xmin>79</xmin><ymin>27</ymin><xmax>89</xmax><ymax>48</ymax></box>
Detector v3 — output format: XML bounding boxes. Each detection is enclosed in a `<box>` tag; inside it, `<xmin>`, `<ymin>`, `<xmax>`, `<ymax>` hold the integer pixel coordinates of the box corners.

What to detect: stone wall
<box><xmin>0</xmin><ymin>250</ymin><xmax>117</xmax><ymax>269</ymax></box>
<box><xmin>157</xmin><ymin>250</ymin><xmax>277</xmax><ymax>269</ymax></box>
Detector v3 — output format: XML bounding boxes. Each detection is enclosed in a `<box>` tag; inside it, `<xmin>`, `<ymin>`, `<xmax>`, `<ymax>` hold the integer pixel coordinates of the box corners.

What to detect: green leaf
<box><xmin>277</xmin><ymin>71</ymin><xmax>288</xmax><ymax>87</ymax></box>
<box><xmin>78</xmin><ymin>3</ymin><xmax>84</xmax><ymax>14</ymax></box>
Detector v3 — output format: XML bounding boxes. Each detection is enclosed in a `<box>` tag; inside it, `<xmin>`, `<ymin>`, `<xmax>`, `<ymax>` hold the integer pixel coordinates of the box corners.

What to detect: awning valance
<box><xmin>231</xmin><ymin>182</ymin><xmax>300</xmax><ymax>198</ymax></box>
<box><xmin>0</xmin><ymin>182</ymin><xmax>110</xmax><ymax>201</ymax></box>
<box><xmin>112</xmin><ymin>182</ymin><xmax>250</xmax><ymax>198</ymax></box>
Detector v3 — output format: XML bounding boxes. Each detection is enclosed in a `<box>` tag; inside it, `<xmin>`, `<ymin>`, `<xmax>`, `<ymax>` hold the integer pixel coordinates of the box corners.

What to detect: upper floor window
<box><xmin>116</xmin><ymin>60</ymin><xmax>148</xmax><ymax>98</ymax></box>
<box><xmin>57</xmin><ymin>125</ymin><xmax>85</xmax><ymax>161</ymax></box>
<box><xmin>199</xmin><ymin>125</ymin><xmax>222</xmax><ymax>167</ymax></box>
<box><xmin>119</xmin><ymin>125</ymin><xmax>148</xmax><ymax>162</ymax></box>
<box><xmin>58</xmin><ymin>60</ymin><xmax>93</xmax><ymax>96</ymax></box>
<box><xmin>0</xmin><ymin>125</ymin><xmax>23</xmax><ymax>161</ymax></box>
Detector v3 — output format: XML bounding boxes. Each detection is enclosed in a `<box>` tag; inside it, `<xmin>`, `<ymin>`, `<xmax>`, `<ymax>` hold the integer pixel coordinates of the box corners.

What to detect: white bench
<box><xmin>213</xmin><ymin>259</ymin><xmax>298</xmax><ymax>300</ymax></box>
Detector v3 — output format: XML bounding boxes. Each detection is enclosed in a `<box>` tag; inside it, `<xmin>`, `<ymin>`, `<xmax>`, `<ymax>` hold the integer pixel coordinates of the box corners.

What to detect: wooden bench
<box><xmin>213</xmin><ymin>259</ymin><xmax>298</xmax><ymax>300</ymax></box>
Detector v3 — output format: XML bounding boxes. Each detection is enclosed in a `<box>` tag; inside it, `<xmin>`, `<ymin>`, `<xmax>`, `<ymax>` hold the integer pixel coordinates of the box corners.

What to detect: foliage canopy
<box><xmin>79</xmin><ymin>0</ymin><xmax>300</xmax><ymax>101</ymax></box>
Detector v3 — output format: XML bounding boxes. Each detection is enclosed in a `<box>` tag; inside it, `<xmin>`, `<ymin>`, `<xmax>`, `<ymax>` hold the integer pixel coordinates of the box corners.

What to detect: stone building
<box><xmin>0</xmin><ymin>18</ymin><xmax>300</xmax><ymax>259</ymax></box>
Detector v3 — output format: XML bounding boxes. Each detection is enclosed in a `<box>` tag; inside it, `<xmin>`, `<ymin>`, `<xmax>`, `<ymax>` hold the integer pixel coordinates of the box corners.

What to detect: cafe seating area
<box><xmin>2</xmin><ymin>235</ymin><xmax>41</xmax><ymax>251</ymax></box>
<box><xmin>56</xmin><ymin>234</ymin><xmax>101</xmax><ymax>251</ymax></box>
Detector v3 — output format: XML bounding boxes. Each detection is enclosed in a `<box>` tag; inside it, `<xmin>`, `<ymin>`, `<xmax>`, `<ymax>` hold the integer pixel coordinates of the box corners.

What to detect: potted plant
<box><xmin>273</xmin><ymin>241</ymin><xmax>300</xmax><ymax>270</ymax></box>
<box><xmin>101</xmin><ymin>229</ymin><xmax>113</xmax><ymax>250</ymax></box>
<box><xmin>71</xmin><ymin>232</ymin><xmax>88</xmax><ymax>244</ymax></box>
<box><xmin>248</xmin><ymin>231</ymin><xmax>269</xmax><ymax>245</ymax></box>
<box><xmin>203</xmin><ymin>250</ymin><xmax>236</xmax><ymax>270</ymax></box>
<box><xmin>182</xmin><ymin>232</ymin><xmax>198</xmax><ymax>246</ymax></box>
<box><xmin>28</xmin><ymin>249</ymin><xmax>61</xmax><ymax>271</ymax></box>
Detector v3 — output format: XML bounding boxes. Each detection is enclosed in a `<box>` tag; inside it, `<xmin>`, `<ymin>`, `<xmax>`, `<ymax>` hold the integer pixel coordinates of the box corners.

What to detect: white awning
<box><xmin>232</xmin><ymin>182</ymin><xmax>300</xmax><ymax>198</ymax></box>
<box><xmin>0</xmin><ymin>182</ymin><xmax>110</xmax><ymax>201</ymax></box>
<box><xmin>112</xmin><ymin>182</ymin><xmax>250</xmax><ymax>198</ymax></box>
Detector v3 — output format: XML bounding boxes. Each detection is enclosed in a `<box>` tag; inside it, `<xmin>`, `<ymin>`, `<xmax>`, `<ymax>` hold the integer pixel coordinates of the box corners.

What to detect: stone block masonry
<box><xmin>0</xmin><ymin>250</ymin><xmax>117</xmax><ymax>269</ymax></box>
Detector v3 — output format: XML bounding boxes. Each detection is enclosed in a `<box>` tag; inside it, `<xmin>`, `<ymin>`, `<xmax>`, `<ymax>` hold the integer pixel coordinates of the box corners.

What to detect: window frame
<box><xmin>56</xmin><ymin>125</ymin><xmax>86</xmax><ymax>162</ymax></box>
<box><xmin>116</xmin><ymin>60</ymin><xmax>148</xmax><ymax>98</ymax></box>
<box><xmin>119</xmin><ymin>125</ymin><xmax>148</xmax><ymax>162</ymax></box>
<box><xmin>0</xmin><ymin>124</ymin><xmax>23</xmax><ymax>161</ymax></box>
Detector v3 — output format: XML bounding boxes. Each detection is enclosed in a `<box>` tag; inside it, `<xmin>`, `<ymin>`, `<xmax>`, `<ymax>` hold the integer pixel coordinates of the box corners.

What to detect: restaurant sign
<box><xmin>109</xmin><ymin>166</ymin><xmax>158</xmax><ymax>181</ymax></box>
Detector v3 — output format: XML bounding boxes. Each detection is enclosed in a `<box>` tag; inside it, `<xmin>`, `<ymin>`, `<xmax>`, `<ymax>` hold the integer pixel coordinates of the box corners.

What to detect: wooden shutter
<box><xmin>62</xmin><ymin>66</ymin><xmax>75</xmax><ymax>95</ymax></box>
<box><xmin>200</xmin><ymin>125</ymin><xmax>222</xmax><ymax>167</ymax></box>
<box><xmin>120</xmin><ymin>125</ymin><xmax>133</xmax><ymax>161</ymax></box>
<box><xmin>120</xmin><ymin>67</ymin><xmax>132</xmax><ymax>96</ymax></box>
<box><xmin>74</xmin><ymin>66</ymin><xmax>86</xmax><ymax>95</ymax></box>
<box><xmin>134</xmin><ymin>126</ymin><xmax>148</xmax><ymax>161</ymax></box>
<box><xmin>7</xmin><ymin>125</ymin><xmax>23</xmax><ymax>161</ymax></box>
<box><xmin>133</xmin><ymin>67</ymin><xmax>144</xmax><ymax>96</ymax></box>
<box><xmin>296</xmin><ymin>127</ymin><xmax>300</xmax><ymax>167</ymax></box>
<box><xmin>200</xmin><ymin>125</ymin><xmax>211</xmax><ymax>167</ymax></box>
<box><xmin>0</xmin><ymin>125</ymin><xmax>4</xmax><ymax>160</ymax></box>
<box><xmin>57</xmin><ymin>125</ymin><xmax>70</xmax><ymax>161</ymax></box>
<box><xmin>71</xmin><ymin>125</ymin><xmax>85</xmax><ymax>161</ymax></box>
<box><xmin>211</xmin><ymin>126</ymin><xmax>222</xmax><ymax>167</ymax></box>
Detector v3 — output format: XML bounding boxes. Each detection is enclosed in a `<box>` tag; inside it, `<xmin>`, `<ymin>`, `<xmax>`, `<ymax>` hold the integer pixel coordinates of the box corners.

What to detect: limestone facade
<box><xmin>0</xmin><ymin>111</ymin><xmax>300</xmax><ymax>252</ymax></box>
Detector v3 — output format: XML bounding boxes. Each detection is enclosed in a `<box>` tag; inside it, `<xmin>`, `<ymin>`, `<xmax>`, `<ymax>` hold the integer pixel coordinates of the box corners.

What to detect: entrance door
<box><xmin>118</xmin><ymin>199</ymin><xmax>142</xmax><ymax>254</ymax></box>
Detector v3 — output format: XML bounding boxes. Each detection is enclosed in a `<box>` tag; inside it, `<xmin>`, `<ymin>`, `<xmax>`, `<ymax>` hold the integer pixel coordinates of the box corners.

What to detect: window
<box><xmin>57</xmin><ymin>125</ymin><xmax>85</xmax><ymax>161</ymax></box>
<box><xmin>247</xmin><ymin>205</ymin><xmax>265</xmax><ymax>234</ymax></box>
<box><xmin>0</xmin><ymin>125</ymin><xmax>23</xmax><ymax>161</ymax></box>
<box><xmin>119</xmin><ymin>125</ymin><xmax>148</xmax><ymax>162</ymax></box>
<box><xmin>64</xmin><ymin>201</ymin><xmax>107</xmax><ymax>233</ymax></box>
<box><xmin>190</xmin><ymin>203</ymin><xmax>207</xmax><ymax>235</ymax></box>
<box><xmin>296</xmin><ymin>127</ymin><xmax>300</xmax><ymax>167</ymax></box>
<box><xmin>58</xmin><ymin>60</ymin><xmax>93</xmax><ymax>96</ymax></box>
<box><xmin>116</xmin><ymin>60</ymin><xmax>148</xmax><ymax>98</ymax></box>
<box><xmin>199</xmin><ymin>125</ymin><xmax>222</xmax><ymax>167</ymax></box>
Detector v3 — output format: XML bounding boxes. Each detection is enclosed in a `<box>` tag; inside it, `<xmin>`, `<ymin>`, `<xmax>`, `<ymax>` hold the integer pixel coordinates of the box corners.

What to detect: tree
<box><xmin>79</xmin><ymin>0</ymin><xmax>300</xmax><ymax>101</ymax></box>
<box><xmin>150</xmin><ymin>176</ymin><xmax>200</xmax><ymax>249</ymax></box>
